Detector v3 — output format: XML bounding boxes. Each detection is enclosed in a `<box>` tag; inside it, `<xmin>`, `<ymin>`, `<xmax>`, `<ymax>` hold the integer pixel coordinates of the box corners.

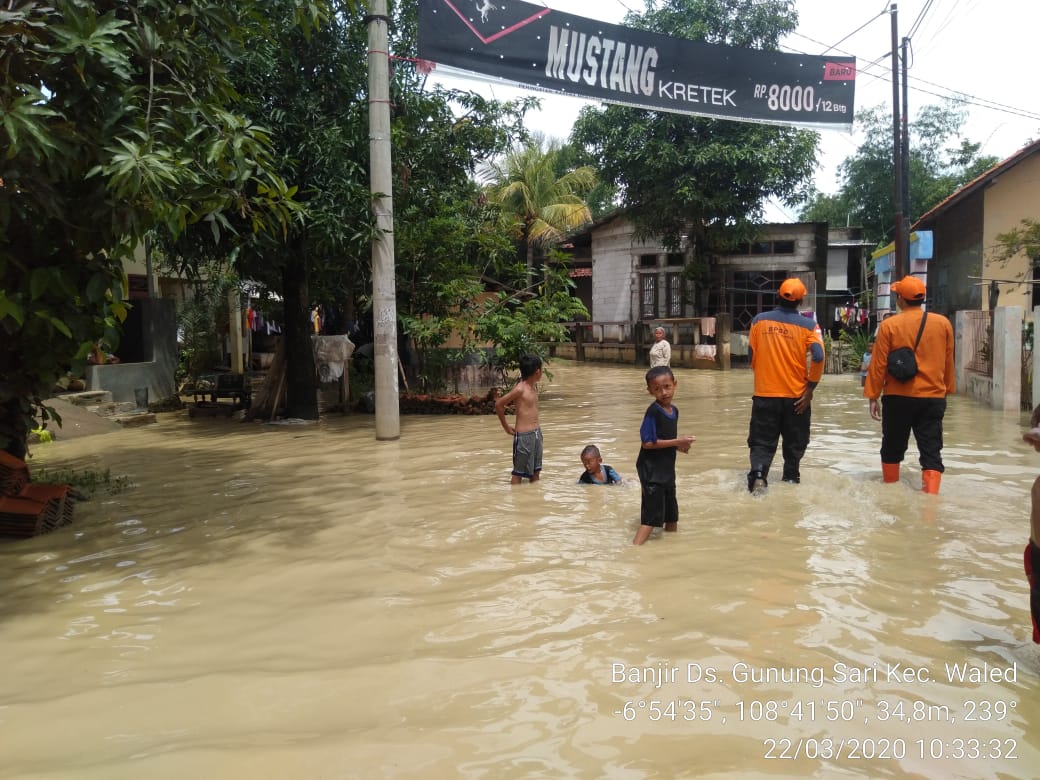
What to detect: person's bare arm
<box><xmin>794</xmin><ymin>383</ymin><xmax>816</xmax><ymax>415</ymax></box>
<box><xmin>869</xmin><ymin>398</ymin><xmax>882</xmax><ymax>421</ymax></box>
<box><xmin>642</xmin><ymin>435</ymin><xmax>696</xmax><ymax>454</ymax></box>
<box><xmin>495</xmin><ymin>384</ymin><xmax>521</xmax><ymax>434</ymax></box>
<box><xmin>1023</xmin><ymin>419</ymin><xmax>1040</xmax><ymax>543</ymax></box>
<box><xmin>1031</xmin><ymin>475</ymin><xmax>1040</xmax><ymax>545</ymax></box>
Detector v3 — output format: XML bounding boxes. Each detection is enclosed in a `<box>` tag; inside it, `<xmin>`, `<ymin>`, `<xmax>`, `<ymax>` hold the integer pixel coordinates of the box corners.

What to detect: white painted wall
<box><xmin>590</xmin><ymin>218</ymin><xmax>667</xmax><ymax>322</ymax></box>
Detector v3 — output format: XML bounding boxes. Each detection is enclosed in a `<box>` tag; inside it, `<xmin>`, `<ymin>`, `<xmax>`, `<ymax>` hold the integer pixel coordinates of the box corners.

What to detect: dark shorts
<box><xmin>880</xmin><ymin>395</ymin><xmax>946</xmax><ymax>472</ymax></box>
<box><xmin>512</xmin><ymin>428</ymin><xmax>543</xmax><ymax>478</ymax></box>
<box><xmin>640</xmin><ymin>482</ymin><xmax>678</xmax><ymax>527</ymax></box>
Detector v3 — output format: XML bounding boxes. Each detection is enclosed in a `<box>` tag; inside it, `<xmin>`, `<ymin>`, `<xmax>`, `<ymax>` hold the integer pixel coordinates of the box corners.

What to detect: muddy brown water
<box><xmin>2</xmin><ymin>361</ymin><xmax>1038</xmax><ymax>779</ymax></box>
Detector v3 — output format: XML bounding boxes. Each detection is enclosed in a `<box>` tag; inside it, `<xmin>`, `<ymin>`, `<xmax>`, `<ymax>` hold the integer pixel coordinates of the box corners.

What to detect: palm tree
<box><xmin>483</xmin><ymin>136</ymin><xmax>596</xmax><ymax>283</ymax></box>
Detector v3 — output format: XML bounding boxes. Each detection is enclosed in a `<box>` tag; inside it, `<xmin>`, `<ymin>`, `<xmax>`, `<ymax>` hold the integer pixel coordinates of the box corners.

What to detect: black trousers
<box><xmin>747</xmin><ymin>396</ymin><xmax>810</xmax><ymax>481</ymax></box>
<box><xmin>880</xmin><ymin>395</ymin><xmax>946</xmax><ymax>472</ymax></box>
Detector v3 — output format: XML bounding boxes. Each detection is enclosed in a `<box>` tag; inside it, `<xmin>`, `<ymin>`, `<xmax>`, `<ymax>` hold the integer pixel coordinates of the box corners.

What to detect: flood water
<box><xmin>2</xmin><ymin>360</ymin><xmax>1039</xmax><ymax>779</ymax></box>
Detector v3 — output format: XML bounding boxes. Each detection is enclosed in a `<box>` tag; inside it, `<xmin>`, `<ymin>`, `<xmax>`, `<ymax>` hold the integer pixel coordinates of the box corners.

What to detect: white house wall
<box><xmin>591</xmin><ymin>220</ymin><xmax>658</xmax><ymax>323</ymax></box>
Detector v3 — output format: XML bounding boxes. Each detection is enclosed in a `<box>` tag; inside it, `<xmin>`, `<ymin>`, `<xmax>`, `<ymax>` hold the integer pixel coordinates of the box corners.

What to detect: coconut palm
<box><xmin>483</xmin><ymin>137</ymin><xmax>596</xmax><ymax>282</ymax></box>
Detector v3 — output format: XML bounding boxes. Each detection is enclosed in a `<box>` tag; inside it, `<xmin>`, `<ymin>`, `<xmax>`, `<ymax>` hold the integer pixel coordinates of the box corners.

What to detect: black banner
<box><xmin>418</xmin><ymin>1</ymin><xmax>856</xmax><ymax>130</ymax></box>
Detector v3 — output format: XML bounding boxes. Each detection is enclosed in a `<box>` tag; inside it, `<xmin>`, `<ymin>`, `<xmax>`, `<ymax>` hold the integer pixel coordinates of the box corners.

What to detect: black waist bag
<box><xmin>886</xmin><ymin>312</ymin><xmax>927</xmax><ymax>381</ymax></box>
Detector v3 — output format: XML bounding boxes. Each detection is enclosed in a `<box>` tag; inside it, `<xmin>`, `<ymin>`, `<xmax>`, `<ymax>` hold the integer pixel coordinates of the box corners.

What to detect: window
<box><xmin>639</xmin><ymin>254</ymin><xmax>658</xmax><ymax>268</ymax></box>
<box><xmin>666</xmin><ymin>253</ymin><xmax>684</xmax><ymax>267</ymax></box>
<box><xmin>772</xmin><ymin>240</ymin><xmax>795</xmax><ymax>254</ymax></box>
<box><xmin>127</xmin><ymin>274</ymin><xmax>150</xmax><ymax>301</ymax></box>
<box><xmin>729</xmin><ymin>270</ymin><xmax>787</xmax><ymax>330</ymax></box>
<box><xmin>641</xmin><ymin>274</ymin><xmax>657</xmax><ymax>318</ymax></box>
<box><xmin>666</xmin><ymin>273</ymin><xmax>685</xmax><ymax>316</ymax></box>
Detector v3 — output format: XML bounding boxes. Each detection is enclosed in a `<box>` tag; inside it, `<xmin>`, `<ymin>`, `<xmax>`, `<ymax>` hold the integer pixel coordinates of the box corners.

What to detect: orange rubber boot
<box><xmin>922</xmin><ymin>469</ymin><xmax>942</xmax><ymax>494</ymax></box>
<box><xmin>881</xmin><ymin>462</ymin><xmax>900</xmax><ymax>483</ymax></box>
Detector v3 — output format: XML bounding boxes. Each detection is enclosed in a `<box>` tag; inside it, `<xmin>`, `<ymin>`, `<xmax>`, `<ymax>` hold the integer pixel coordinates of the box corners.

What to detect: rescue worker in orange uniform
<box><xmin>864</xmin><ymin>275</ymin><xmax>955</xmax><ymax>494</ymax></box>
<box><xmin>746</xmin><ymin>278</ymin><xmax>825</xmax><ymax>493</ymax></box>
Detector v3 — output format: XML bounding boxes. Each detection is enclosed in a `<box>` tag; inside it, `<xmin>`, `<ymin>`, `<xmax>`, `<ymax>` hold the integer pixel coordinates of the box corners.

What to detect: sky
<box><xmin>429</xmin><ymin>0</ymin><xmax>1040</xmax><ymax>222</ymax></box>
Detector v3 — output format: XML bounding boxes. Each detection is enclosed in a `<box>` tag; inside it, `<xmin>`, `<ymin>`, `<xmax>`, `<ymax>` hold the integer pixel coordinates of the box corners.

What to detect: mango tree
<box><xmin>0</xmin><ymin>0</ymin><xmax>330</xmax><ymax>457</ymax></box>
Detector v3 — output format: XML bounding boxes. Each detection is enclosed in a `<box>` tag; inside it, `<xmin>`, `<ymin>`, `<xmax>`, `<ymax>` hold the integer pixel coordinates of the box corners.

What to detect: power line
<box><xmin>784</xmin><ymin>34</ymin><xmax>1040</xmax><ymax>124</ymax></box>
<box><xmin>818</xmin><ymin>3</ymin><xmax>890</xmax><ymax>55</ymax></box>
<box><xmin>905</xmin><ymin>0</ymin><xmax>936</xmax><ymax>39</ymax></box>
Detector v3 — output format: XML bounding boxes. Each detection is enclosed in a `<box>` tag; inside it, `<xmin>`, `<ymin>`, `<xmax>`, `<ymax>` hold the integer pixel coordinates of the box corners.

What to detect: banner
<box><xmin>418</xmin><ymin>1</ymin><xmax>856</xmax><ymax>130</ymax></box>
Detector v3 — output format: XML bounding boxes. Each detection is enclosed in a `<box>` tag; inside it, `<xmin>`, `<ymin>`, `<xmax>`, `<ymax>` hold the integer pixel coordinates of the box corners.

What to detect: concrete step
<box><xmin>113</xmin><ymin>412</ymin><xmax>157</xmax><ymax>427</ymax></box>
<box><xmin>63</xmin><ymin>390</ymin><xmax>112</xmax><ymax>406</ymax></box>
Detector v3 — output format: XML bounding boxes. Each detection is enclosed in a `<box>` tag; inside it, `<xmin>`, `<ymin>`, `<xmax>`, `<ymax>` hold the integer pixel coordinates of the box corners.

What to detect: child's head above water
<box><xmin>580</xmin><ymin>444</ymin><xmax>602</xmax><ymax>474</ymax></box>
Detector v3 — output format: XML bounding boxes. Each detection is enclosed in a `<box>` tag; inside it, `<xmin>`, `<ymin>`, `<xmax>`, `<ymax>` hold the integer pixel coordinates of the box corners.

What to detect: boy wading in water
<box><xmin>634</xmin><ymin>366</ymin><xmax>695</xmax><ymax>545</ymax></box>
<box><xmin>495</xmin><ymin>354</ymin><xmax>544</xmax><ymax>484</ymax></box>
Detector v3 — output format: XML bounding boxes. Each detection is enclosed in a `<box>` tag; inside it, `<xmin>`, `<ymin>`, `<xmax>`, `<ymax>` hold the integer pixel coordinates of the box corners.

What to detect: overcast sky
<box><xmin>429</xmin><ymin>0</ymin><xmax>1040</xmax><ymax>222</ymax></box>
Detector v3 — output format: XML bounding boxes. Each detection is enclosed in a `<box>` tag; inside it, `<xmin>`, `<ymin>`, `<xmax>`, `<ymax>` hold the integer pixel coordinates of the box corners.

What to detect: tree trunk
<box><xmin>524</xmin><ymin>221</ymin><xmax>535</xmax><ymax>286</ymax></box>
<box><xmin>281</xmin><ymin>251</ymin><xmax>319</xmax><ymax>420</ymax></box>
<box><xmin>0</xmin><ymin>399</ymin><xmax>29</xmax><ymax>460</ymax></box>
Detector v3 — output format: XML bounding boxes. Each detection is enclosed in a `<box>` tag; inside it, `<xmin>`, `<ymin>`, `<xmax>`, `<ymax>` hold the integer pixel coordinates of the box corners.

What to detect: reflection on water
<box><xmin>1</xmin><ymin>361</ymin><xmax>1038</xmax><ymax>779</ymax></box>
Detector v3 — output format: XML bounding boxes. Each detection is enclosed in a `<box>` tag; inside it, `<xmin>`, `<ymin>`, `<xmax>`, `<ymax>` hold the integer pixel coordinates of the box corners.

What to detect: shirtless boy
<box><xmin>495</xmin><ymin>354</ymin><xmax>544</xmax><ymax>484</ymax></box>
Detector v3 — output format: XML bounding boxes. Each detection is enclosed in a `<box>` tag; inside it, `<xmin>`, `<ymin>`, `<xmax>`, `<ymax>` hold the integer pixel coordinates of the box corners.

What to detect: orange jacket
<box><xmin>864</xmin><ymin>308</ymin><xmax>955</xmax><ymax>399</ymax></box>
<box><xmin>749</xmin><ymin>307</ymin><xmax>825</xmax><ymax>397</ymax></box>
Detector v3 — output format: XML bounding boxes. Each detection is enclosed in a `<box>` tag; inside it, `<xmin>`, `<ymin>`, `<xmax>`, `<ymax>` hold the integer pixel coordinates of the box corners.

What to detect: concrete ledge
<box><xmin>63</xmin><ymin>390</ymin><xmax>112</xmax><ymax>406</ymax></box>
<box><xmin>113</xmin><ymin>413</ymin><xmax>157</xmax><ymax>427</ymax></box>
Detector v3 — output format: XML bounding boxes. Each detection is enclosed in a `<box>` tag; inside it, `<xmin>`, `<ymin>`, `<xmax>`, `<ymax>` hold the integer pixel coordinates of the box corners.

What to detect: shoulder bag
<box><xmin>886</xmin><ymin>311</ymin><xmax>928</xmax><ymax>381</ymax></box>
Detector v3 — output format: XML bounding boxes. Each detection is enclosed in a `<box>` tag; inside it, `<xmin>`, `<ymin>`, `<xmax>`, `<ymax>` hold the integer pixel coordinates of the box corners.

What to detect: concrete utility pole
<box><xmin>900</xmin><ymin>34</ymin><xmax>911</xmax><ymax>249</ymax></box>
<box><xmin>890</xmin><ymin>3</ymin><xmax>907</xmax><ymax>281</ymax></box>
<box><xmin>366</xmin><ymin>1</ymin><xmax>400</xmax><ymax>440</ymax></box>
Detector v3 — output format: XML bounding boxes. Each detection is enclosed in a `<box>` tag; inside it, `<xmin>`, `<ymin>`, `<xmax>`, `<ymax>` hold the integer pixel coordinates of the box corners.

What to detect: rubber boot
<box><xmin>747</xmin><ymin>470</ymin><xmax>768</xmax><ymax>495</ymax></box>
<box><xmin>921</xmin><ymin>469</ymin><xmax>942</xmax><ymax>495</ymax></box>
<box><xmin>881</xmin><ymin>462</ymin><xmax>900</xmax><ymax>483</ymax></box>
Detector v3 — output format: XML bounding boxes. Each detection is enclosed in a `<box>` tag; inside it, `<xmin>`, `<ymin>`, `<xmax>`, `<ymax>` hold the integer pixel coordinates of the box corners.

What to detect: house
<box><xmin>564</xmin><ymin>213</ymin><xmax>870</xmax><ymax>362</ymax></box>
<box><xmin>84</xmin><ymin>243</ymin><xmax>179</xmax><ymax>406</ymax></box>
<box><xmin>912</xmin><ymin>137</ymin><xmax>1040</xmax><ymax>316</ymax></box>
<box><xmin>868</xmin><ymin>230</ymin><xmax>934</xmax><ymax>320</ymax></box>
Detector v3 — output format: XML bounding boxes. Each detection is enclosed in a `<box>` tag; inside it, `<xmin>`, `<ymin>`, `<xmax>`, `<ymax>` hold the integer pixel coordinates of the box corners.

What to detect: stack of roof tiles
<box><xmin>0</xmin><ymin>451</ymin><xmax>75</xmax><ymax>538</ymax></box>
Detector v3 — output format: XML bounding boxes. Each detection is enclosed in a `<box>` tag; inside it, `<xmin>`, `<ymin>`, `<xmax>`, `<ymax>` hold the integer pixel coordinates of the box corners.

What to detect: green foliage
<box><xmin>992</xmin><ymin>218</ymin><xmax>1040</xmax><ymax>268</ymax></box>
<box><xmin>176</xmin><ymin>270</ymin><xmax>239</xmax><ymax>383</ymax></box>
<box><xmin>839</xmin><ymin>329</ymin><xmax>873</xmax><ymax>373</ymax></box>
<box><xmin>799</xmin><ymin>101</ymin><xmax>1000</xmax><ymax>245</ymax></box>
<box><xmin>348</xmin><ymin>354</ymin><xmax>375</xmax><ymax>402</ymax></box>
<box><xmin>482</xmin><ymin>135</ymin><xmax>597</xmax><ymax>276</ymax></box>
<box><xmin>0</xmin><ymin>0</ymin><xmax>313</xmax><ymax>456</ymax></box>
<box><xmin>555</xmin><ymin>141</ymin><xmax>618</xmax><ymax>218</ymax></box>
<box><xmin>474</xmin><ymin>257</ymin><xmax>589</xmax><ymax>375</ymax></box>
<box><xmin>165</xmin><ymin>3</ymin><xmax>530</xmax><ymax>419</ymax></box>
<box><xmin>30</xmin><ymin>466</ymin><xmax>131</xmax><ymax>497</ymax></box>
<box><xmin>571</xmin><ymin>0</ymin><xmax>817</xmax><ymax>258</ymax></box>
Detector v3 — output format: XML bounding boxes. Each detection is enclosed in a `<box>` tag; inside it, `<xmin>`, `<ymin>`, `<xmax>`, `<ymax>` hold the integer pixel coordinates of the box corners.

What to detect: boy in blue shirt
<box><xmin>577</xmin><ymin>444</ymin><xmax>622</xmax><ymax>485</ymax></box>
<box><xmin>634</xmin><ymin>366</ymin><xmax>695</xmax><ymax>545</ymax></box>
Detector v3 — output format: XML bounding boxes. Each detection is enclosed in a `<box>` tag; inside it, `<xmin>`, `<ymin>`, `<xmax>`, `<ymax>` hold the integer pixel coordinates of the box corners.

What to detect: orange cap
<box><xmin>892</xmin><ymin>275</ymin><xmax>926</xmax><ymax>300</ymax></box>
<box><xmin>778</xmin><ymin>278</ymin><xmax>807</xmax><ymax>301</ymax></box>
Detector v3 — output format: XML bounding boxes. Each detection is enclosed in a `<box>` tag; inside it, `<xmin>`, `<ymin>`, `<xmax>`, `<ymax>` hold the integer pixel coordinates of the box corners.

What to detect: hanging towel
<box><xmin>700</xmin><ymin>317</ymin><xmax>716</xmax><ymax>337</ymax></box>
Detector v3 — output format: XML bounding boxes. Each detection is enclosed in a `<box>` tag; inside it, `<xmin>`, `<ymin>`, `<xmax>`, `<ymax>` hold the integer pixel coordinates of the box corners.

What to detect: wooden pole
<box><xmin>270</xmin><ymin>371</ymin><xmax>285</xmax><ymax>422</ymax></box>
<box><xmin>398</xmin><ymin>358</ymin><xmax>410</xmax><ymax>393</ymax></box>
